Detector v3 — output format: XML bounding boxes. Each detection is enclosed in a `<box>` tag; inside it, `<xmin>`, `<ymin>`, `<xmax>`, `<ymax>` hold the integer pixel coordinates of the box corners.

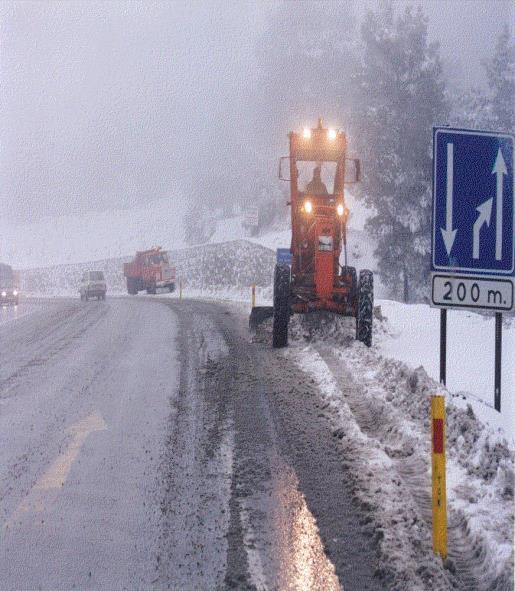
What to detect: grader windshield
<box><xmin>279</xmin><ymin>121</ymin><xmax>360</xmax><ymax>201</ymax></box>
<box><xmin>297</xmin><ymin>162</ymin><xmax>335</xmax><ymax>195</ymax></box>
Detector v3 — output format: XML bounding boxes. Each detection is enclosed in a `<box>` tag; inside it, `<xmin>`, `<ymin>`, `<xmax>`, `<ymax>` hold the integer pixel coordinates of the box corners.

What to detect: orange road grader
<box><xmin>250</xmin><ymin>119</ymin><xmax>374</xmax><ymax>348</ymax></box>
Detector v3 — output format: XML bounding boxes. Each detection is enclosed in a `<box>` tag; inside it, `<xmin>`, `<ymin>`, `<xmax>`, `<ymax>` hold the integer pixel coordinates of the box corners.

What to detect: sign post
<box><xmin>495</xmin><ymin>312</ymin><xmax>502</xmax><ymax>412</ymax></box>
<box><xmin>439</xmin><ymin>309</ymin><xmax>447</xmax><ymax>386</ymax></box>
<box><xmin>431</xmin><ymin>127</ymin><xmax>513</xmax><ymax>410</ymax></box>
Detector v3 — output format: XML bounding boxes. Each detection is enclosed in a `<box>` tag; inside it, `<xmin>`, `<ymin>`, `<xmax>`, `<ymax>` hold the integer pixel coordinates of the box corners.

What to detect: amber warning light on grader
<box><xmin>249</xmin><ymin>119</ymin><xmax>373</xmax><ymax>350</ymax></box>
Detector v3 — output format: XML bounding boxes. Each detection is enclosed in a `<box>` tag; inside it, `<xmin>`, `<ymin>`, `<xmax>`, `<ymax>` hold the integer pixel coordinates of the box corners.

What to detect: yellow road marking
<box><xmin>3</xmin><ymin>411</ymin><xmax>107</xmax><ymax>531</ymax></box>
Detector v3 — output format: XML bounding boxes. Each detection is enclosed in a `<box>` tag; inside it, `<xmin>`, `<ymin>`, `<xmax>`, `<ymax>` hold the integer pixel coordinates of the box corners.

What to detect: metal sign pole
<box><xmin>494</xmin><ymin>313</ymin><xmax>502</xmax><ymax>412</ymax></box>
<box><xmin>440</xmin><ymin>309</ymin><xmax>447</xmax><ymax>386</ymax></box>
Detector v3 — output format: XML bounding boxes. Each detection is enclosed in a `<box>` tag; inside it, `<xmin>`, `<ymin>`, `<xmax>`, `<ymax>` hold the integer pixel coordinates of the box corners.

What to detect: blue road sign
<box><xmin>432</xmin><ymin>128</ymin><xmax>513</xmax><ymax>276</ymax></box>
<box><xmin>276</xmin><ymin>248</ymin><xmax>292</xmax><ymax>265</ymax></box>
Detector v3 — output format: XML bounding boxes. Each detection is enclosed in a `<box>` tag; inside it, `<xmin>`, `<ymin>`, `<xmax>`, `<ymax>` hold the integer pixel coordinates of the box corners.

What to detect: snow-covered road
<box><xmin>0</xmin><ymin>298</ymin><xmax>179</xmax><ymax>589</ymax></box>
<box><xmin>0</xmin><ymin>297</ymin><xmax>511</xmax><ymax>590</ymax></box>
<box><xmin>0</xmin><ymin>300</ymin><xmax>46</xmax><ymax>326</ymax></box>
<box><xmin>0</xmin><ymin>298</ymin><xmax>380</xmax><ymax>590</ymax></box>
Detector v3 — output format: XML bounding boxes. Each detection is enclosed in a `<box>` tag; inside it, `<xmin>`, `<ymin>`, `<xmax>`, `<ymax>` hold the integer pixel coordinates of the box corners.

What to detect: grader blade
<box><xmin>249</xmin><ymin>306</ymin><xmax>274</xmax><ymax>331</ymax></box>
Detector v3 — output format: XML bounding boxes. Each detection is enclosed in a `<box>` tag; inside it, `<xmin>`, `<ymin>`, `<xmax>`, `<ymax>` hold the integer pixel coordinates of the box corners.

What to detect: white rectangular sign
<box><xmin>244</xmin><ymin>207</ymin><xmax>259</xmax><ymax>227</ymax></box>
<box><xmin>431</xmin><ymin>273</ymin><xmax>513</xmax><ymax>311</ymax></box>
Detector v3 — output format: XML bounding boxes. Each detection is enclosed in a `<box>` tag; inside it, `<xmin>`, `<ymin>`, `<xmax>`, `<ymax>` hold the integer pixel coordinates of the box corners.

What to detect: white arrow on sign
<box><xmin>441</xmin><ymin>143</ymin><xmax>457</xmax><ymax>255</ymax></box>
<box><xmin>473</xmin><ymin>198</ymin><xmax>493</xmax><ymax>259</ymax></box>
<box><xmin>492</xmin><ymin>148</ymin><xmax>507</xmax><ymax>261</ymax></box>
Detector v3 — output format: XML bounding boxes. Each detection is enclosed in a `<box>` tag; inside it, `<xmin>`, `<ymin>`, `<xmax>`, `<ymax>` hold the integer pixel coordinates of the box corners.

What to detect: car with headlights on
<box><xmin>0</xmin><ymin>263</ymin><xmax>19</xmax><ymax>306</ymax></box>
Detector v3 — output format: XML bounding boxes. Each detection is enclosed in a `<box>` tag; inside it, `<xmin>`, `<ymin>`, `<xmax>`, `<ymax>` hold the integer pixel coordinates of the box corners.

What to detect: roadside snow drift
<box><xmin>269</xmin><ymin>311</ymin><xmax>514</xmax><ymax>591</ymax></box>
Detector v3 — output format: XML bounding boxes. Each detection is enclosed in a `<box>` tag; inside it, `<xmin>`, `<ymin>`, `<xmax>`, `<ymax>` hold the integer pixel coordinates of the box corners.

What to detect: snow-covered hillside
<box><xmin>19</xmin><ymin>240</ymin><xmax>275</xmax><ymax>299</ymax></box>
<box><xmin>2</xmin><ymin>188</ymin><xmax>379</xmax><ymax>275</ymax></box>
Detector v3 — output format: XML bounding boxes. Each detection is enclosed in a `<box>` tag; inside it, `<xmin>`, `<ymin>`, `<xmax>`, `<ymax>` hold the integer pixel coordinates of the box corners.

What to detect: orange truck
<box><xmin>123</xmin><ymin>247</ymin><xmax>176</xmax><ymax>295</ymax></box>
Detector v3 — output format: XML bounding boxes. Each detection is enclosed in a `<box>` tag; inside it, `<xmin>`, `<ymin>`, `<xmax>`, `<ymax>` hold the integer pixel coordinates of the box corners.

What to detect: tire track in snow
<box><xmin>285</xmin><ymin>343</ymin><xmax>457</xmax><ymax>591</ymax></box>
<box><xmin>298</xmin><ymin>338</ymin><xmax>512</xmax><ymax>591</ymax></box>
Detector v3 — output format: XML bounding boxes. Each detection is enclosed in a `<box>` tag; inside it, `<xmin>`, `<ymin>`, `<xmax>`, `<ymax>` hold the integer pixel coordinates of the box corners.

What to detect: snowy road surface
<box><xmin>1</xmin><ymin>297</ymin><xmax>511</xmax><ymax>590</ymax></box>
<box><xmin>0</xmin><ymin>300</ymin><xmax>45</xmax><ymax>326</ymax></box>
<box><xmin>0</xmin><ymin>298</ymin><xmax>381</xmax><ymax>591</ymax></box>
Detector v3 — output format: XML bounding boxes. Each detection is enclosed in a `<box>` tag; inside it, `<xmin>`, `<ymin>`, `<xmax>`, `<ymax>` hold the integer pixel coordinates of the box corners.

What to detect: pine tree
<box><xmin>252</xmin><ymin>2</ymin><xmax>358</xmax><ymax>154</ymax></box>
<box><xmin>450</xmin><ymin>87</ymin><xmax>494</xmax><ymax>130</ymax></box>
<box><xmin>484</xmin><ymin>23</ymin><xmax>514</xmax><ymax>132</ymax></box>
<box><xmin>352</xmin><ymin>5</ymin><xmax>449</xmax><ymax>302</ymax></box>
<box><xmin>453</xmin><ymin>24</ymin><xmax>513</xmax><ymax>133</ymax></box>
<box><xmin>249</xmin><ymin>2</ymin><xmax>358</xmax><ymax>233</ymax></box>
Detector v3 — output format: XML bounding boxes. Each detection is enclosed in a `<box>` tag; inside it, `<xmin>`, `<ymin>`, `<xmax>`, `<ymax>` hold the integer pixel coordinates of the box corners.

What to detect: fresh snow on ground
<box><xmin>376</xmin><ymin>300</ymin><xmax>514</xmax><ymax>445</ymax></box>
<box><xmin>271</xmin><ymin>311</ymin><xmax>514</xmax><ymax>590</ymax></box>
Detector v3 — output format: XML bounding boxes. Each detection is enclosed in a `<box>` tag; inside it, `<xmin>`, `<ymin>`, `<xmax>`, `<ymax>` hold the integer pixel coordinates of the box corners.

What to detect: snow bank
<box><xmin>376</xmin><ymin>300</ymin><xmax>514</xmax><ymax>445</ymax></box>
<box><xmin>274</xmin><ymin>310</ymin><xmax>513</xmax><ymax>590</ymax></box>
<box><xmin>284</xmin><ymin>344</ymin><xmax>456</xmax><ymax>591</ymax></box>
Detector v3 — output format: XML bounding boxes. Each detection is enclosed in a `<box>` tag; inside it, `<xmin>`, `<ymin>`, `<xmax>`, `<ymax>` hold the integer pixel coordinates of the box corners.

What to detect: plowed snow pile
<box><xmin>256</xmin><ymin>312</ymin><xmax>514</xmax><ymax>591</ymax></box>
<box><xmin>275</xmin><ymin>311</ymin><xmax>514</xmax><ymax>591</ymax></box>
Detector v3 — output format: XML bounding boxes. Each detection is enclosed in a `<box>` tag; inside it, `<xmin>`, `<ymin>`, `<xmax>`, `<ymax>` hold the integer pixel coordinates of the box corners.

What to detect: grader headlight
<box><xmin>327</xmin><ymin>128</ymin><xmax>337</xmax><ymax>141</ymax></box>
<box><xmin>304</xmin><ymin>200</ymin><xmax>313</xmax><ymax>214</ymax></box>
<box><xmin>303</xmin><ymin>128</ymin><xmax>312</xmax><ymax>139</ymax></box>
<box><xmin>337</xmin><ymin>203</ymin><xmax>344</xmax><ymax>216</ymax></box>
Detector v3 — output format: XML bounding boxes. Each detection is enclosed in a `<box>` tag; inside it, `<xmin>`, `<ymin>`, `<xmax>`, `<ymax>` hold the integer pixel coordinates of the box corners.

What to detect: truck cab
<box><xmin>123</xmin><ymin>247</ymin><xmax>176</xmax><ymax>295</ymax></box>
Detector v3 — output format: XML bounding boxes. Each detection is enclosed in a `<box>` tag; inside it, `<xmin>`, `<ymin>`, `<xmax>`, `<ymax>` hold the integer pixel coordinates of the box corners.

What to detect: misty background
<box><xmin>0</xmin><ymin>0</ymin><xmax>512</xmax><ymax>300</ymax></box>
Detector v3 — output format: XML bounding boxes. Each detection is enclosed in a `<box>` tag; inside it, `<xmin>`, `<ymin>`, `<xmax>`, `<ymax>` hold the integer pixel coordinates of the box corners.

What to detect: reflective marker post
<box><xmin>179</xmin><ymin>280</ymin><xmax>183</xmax><ymax>301</ymax></box>
<box><xmin>251</xmin><ymin>284</ymin><xmax>256</xmax><ymax>309</ymax></box>
<box><xmin>431</xmin><ymin>395</ymin><xmax>447</xmax><ymax>559</ymax></box>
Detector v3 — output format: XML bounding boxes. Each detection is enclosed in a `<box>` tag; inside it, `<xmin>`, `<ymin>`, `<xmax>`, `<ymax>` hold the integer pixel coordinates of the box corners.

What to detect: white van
<box><xmin>79</xmin><ymin>271</ymin><xmax>107</xmax><ymax>301</ymax></box>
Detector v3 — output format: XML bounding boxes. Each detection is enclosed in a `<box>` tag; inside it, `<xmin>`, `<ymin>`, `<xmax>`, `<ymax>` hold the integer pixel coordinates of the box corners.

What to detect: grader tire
<box><xmin>272</xmin><ymin>264</ymin><xmax>290</xmax><ymax>348</ymax></box>
<box><xmin>356</xmin><ymin>270</ymin><xmax>373</xmax><ymax>347</ymax></box>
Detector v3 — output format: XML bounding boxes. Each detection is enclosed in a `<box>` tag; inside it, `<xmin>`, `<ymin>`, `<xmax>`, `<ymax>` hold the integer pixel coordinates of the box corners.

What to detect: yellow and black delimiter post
<box><xmin>431</xmin><ymin>395</ymin><xmax>447</xmax><ymax>559</ymax></box>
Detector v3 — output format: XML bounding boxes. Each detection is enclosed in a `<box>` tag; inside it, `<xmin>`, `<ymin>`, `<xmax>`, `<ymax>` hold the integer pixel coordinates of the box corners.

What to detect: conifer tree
<box><xmin>352</xmin><ymin>5</ymin><xmax>448</xmax><ymax>301</ymax></box>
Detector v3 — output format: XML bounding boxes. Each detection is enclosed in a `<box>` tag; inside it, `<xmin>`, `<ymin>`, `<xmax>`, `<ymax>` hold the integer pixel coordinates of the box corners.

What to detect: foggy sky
<box><xmin>0</xmin><ymin>0</ymin><xmax>511</xmax><ymax>225</ymax></box>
